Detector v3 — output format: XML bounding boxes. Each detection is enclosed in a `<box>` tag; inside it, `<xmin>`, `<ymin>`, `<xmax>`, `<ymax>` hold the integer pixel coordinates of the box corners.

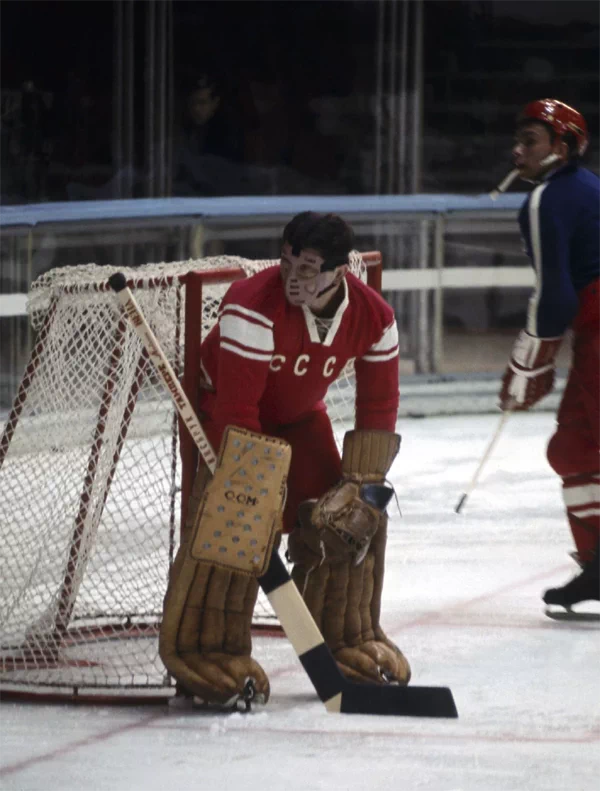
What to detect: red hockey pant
<box><xmin>546</xmin><ymin>279</ymin><xmax>600</xmax><ymax>561</ymax></box>
<box><xmin>200</xmin><ymin>409</ymin><xmax>342</xmax><ymax>534</ymax></box>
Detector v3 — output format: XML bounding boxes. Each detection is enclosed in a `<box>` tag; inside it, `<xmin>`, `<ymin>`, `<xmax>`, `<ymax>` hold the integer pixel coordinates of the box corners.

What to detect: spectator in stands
<box><xmin>22</xmin><ymin>81</ymin><xmax>56</xmax><ymax>200</ymax></box>
<box><xmin>172</xmin><ymin>74</ymin><xmax>245</xmax><ymax>196</ymax></box>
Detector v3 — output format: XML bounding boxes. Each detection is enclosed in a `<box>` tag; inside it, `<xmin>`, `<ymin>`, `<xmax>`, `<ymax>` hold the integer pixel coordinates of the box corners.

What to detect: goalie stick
<box><xmin>109</xmin><ymin>271</ymin><xmax>458</xmax><ymax>719</ymax></box>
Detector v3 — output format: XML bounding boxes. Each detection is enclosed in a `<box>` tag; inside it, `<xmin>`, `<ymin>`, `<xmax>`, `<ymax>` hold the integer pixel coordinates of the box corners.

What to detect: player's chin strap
<box><xmin>489</xmin><ymin>153</ymin><xmax>562</xmax><ymax>199</ymax></box>
<box><xmin>538</xmin><ymin>152</ymin><xmax>562</xmax><ymax>169</ymax></box>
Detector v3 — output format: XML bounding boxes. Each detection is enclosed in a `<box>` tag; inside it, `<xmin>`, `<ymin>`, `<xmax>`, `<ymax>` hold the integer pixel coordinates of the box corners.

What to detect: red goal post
<box><xmin>0</xmin><ymin>250</ymin><xmax>382</xmax><ymax>702</ymax></box>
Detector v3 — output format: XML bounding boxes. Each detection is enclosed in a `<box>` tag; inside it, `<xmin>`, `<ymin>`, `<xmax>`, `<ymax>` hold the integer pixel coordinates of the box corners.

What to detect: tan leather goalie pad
<box><xmin>341</xmin><ymin>430</ymin><xmax>401</xmax><ymax>481</ymax></box>
<box><xmin>190</xmin><ymin>426</ymin><xmax>291</xmax><ymax>576</ymax></box>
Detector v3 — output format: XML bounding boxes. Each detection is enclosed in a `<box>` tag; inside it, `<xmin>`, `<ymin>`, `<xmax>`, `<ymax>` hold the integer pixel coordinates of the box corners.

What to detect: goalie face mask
<box><xmin>280</xmin><ymin>243</ymin><xmax>346</xmax><ymax>309</ymax></box>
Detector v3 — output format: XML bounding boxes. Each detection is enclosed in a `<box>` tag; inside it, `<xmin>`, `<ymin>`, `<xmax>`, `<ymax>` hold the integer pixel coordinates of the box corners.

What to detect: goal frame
<box><xmin>0</xmin><ymin>252</ymin><xmax>382</xmax><ymax>703</ymax></box>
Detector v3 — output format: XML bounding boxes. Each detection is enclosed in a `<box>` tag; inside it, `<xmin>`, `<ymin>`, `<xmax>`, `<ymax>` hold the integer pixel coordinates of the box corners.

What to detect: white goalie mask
<box><xmin>279</xmin><ymin>243</ymin><xmax>347</xmax><ymax>309</ymax></box>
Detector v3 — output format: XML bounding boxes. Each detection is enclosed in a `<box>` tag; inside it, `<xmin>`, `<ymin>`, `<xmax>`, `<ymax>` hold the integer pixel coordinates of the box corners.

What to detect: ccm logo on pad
<box><xmin>225</xmin><ymin>491</ymin><xmax>259</xmax><ymax>506</ymax></box>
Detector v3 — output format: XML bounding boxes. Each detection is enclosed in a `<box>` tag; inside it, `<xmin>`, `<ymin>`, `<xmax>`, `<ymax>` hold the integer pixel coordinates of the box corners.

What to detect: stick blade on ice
<box><xmin>338</xmin><ymin>682</ymin><xmax>458</xmax><ymax>718</ymax></box>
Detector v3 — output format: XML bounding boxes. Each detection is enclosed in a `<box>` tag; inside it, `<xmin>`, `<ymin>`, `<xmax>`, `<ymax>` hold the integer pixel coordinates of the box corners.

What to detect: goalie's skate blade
<box><xmin>545</xmin><ymin>609</ymin><xmax>600</xmax><ymax>623</ymax></box>
<box><xmin>336</xmin><ymin>683</ymin><xmax>458</xmax><ymax>719</ymax></box>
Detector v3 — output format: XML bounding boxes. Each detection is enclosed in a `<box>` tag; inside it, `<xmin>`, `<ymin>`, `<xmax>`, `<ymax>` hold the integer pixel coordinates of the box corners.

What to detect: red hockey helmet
<box><xmin>518</xmin><ymin>99</ymin><xmax>589</xmax><ymax>156</ymax></box>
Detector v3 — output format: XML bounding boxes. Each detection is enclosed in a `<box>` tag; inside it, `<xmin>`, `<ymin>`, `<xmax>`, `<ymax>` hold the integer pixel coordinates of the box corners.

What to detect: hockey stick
<box><xmin>454</xmin><ymin>410</ymin><xmax>511</xmax><ymax>514</ymax></box>
<box><xmin>489</xmin><ymin>168</ymin><xmax>519</xmax><ymax>200</ymax></box>
<box><xmin>109</xmin><ymin>272</ymin><xmax>457</xmax><ymax>718</ymax></box>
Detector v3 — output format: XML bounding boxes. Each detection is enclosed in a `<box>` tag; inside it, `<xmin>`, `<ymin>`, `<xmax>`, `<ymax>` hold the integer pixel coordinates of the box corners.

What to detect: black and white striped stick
<box><xmin>109</xmin><ymin>272</ymin><xmax>457</xmax><ymax>718</ymax></box>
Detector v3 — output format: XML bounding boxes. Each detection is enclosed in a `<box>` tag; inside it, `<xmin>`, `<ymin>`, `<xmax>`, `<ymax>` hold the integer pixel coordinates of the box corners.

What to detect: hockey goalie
<box><xmin>159</xmin><ymin>211</ymin><xmax>410</xmax><ymax>709</ymax></box>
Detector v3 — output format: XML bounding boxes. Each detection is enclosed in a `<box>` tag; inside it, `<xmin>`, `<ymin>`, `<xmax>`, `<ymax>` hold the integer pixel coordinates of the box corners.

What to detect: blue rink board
<box><xmin>0</xmin><ymin>193</ymin><xmax>526</xmax><ymax>228</ymax></box>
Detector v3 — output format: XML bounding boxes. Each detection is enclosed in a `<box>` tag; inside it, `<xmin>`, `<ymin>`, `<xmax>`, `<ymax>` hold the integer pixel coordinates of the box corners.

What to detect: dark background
<box><xmin>1</xmin><ymin>0</ymin><xmax>598</xmax><ymax>204</ymax></box>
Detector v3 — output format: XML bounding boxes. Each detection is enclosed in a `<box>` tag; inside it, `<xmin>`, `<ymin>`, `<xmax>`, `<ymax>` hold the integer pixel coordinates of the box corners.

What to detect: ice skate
<box><xmin>543</xmin><ymin>551</ymin><xmax>600</xmax><ymax>621</ymax></box>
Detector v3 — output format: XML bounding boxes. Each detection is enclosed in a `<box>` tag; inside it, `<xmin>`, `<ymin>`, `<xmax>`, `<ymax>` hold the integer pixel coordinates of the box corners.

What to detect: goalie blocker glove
<box><xmin>499</xmin><ymin>329</ymin><xmax>562</xmax><ymax>411</ymax></box>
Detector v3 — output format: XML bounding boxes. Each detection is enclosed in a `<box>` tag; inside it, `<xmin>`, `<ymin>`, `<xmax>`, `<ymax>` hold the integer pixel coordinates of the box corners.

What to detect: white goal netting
<box><xmin>0</xmin><ymin>251</ymin><xmax>374</xmax><ymax>701</ymax></box>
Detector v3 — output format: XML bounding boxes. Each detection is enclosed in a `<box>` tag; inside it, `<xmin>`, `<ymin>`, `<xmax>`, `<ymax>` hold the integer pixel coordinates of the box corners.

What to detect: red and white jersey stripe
<box><xmin>198</xmin><ymin>267</ymin><xmax>399</xmax><ymax>437</ymax></box>
<box><xmin>219</xmin><ymin>304</ymin><xmax>274</xmax><ymax>362</ymax></box>
<box><xmin>362</xmin><ymin>321</ymin><xmax>399</xmax><ymax>363</ymax></box>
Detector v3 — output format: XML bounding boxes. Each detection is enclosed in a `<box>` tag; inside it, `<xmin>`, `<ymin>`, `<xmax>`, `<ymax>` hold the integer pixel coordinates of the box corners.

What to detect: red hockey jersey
<box><xmin>198</xmin><ymin>267</ymin><xmax>399</xmax><ymax>436</ymax></box>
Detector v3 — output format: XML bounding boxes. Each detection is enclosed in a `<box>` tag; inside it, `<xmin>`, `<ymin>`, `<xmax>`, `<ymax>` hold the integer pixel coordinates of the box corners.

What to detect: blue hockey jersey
<box><xmin>518</xmin><ymin>164</ymin><xmax>600</xmax><ymax>337</ymax></box>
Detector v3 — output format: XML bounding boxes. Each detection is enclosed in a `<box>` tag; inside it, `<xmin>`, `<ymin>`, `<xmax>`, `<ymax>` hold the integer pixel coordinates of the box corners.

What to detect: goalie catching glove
<box><xmin>305</xmin><ymin>429</ymin><xmax>401</xmax><ymax>564</ymax></box>
<box><xmin>499</xmin><ymin>329</ymin><xmax>562</xmax><ymax>411</ymax></box>
<box><xmin>159</xmin><ymin>426</ymin><xmax>291</xmax><ymax>708</ymax></box>
<box><xmin>288</xmin><ymin>430</ymin><xmax>411</xmax><ymax>685</ymax></box>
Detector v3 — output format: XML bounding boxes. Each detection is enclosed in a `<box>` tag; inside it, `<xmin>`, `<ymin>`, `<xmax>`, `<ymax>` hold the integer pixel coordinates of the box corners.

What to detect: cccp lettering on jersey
<box><xmin>269</xmin><ymin>354</ymin><xmax>337</xmax><ymax>377</ymax></box>
<box><xmin>225</xmin><ymin>490</ymin><xmax>258</xmax><ymax>506</ymax></box>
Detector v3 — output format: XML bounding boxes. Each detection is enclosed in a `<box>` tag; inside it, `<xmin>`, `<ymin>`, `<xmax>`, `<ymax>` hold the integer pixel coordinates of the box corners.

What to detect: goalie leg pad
<box><xmin>160</xmin><ymin>428</ymin><xmax>290</xmax><ymax>705</ymax></box>
<box><xmin>289</xmin><ymin>511</ymin><xmax>411</xmax><ymax>686</ymax></box>
<box><xmin>190</xmin><ymin>426</ymin><xmax>291</xmax><ymax>576</ymax></box>
<box><xmin>159</xmin><ymin>542</ymin><xmax>269</xmax><ymax>704</ymax></box>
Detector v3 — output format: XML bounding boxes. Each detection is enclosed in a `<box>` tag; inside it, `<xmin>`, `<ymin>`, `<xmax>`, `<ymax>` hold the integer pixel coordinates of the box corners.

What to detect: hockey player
<box><xmin>159</xmin><ymin>211</ymin><xmax>410</xmax><ymax>708</ymax></box>
<box><xmin>497</xmin><ymin>99</ymin><xmax>599</xmax><ymax>615</ymax></box>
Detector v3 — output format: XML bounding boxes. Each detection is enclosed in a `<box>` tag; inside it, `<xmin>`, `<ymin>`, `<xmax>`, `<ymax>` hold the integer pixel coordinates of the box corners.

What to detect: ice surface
<box><xmin>1</xmin><ymin>413</ymin><xmax>599</xmax><ymax>791</ymax></box>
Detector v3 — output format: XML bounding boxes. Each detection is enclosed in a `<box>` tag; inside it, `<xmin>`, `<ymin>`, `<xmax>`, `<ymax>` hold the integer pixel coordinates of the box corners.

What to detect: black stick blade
<box><xmin>454</xmin><ymin>493</ymin><xmax>467</xmax><ymax>514</ymax></box>
<box><xmin>260</xmin><ymin>553</ymin><xmax>458</xmax><ymax>718</ymax></box>
<box><xmin>108</xmin><ymin>272</ymin><xmax>128</xmax><ymax>293</ymax></box>
<box><xmin>339</xmin><ymin>683</ymin><xmax>458</xmax><ymax>718</ymax></box>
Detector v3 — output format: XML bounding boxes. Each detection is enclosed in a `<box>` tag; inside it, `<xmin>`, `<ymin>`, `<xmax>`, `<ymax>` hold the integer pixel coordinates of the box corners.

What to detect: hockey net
<box><xmin>0</xmin><ymin>251</ymin><xmax>381</xmax><ymax>701</ymax></box>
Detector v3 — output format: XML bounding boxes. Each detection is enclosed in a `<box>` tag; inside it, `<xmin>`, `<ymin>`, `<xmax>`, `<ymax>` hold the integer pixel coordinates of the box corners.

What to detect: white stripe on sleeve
<box><xmin>367</xmin><ymin>321</ymin><xmax>399</xmax><ymax>353</ymax></box>
<box><xmin>526</xmin><ymin>183</ymin><xmax>549</xmax><ymax>336</ymax></box>
<box><xmin>361</xmin><ymin>349</ymin><xmax>399</xmax><ymax>363</ymax></box>
<box><xmin>221</xmin><ymin>303</ymin><xmax>274</xmax><ymax>329</ymax></box>
<box><xmin>220</xmin><ymin>342</ymin><xmax>272</xmax><ymax>362</ymax></box>
<box><xmin>361</xmin><ymin>320</ymin><xmax>399</xmax><ymax>362</ymax></box>
<box><xmin>219</xmin><ymin>313</ymin><xmax>274</xmax><ymax>354</ymax></box>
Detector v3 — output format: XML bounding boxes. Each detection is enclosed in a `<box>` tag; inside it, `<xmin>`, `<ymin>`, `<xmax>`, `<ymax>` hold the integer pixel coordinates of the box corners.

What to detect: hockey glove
<box><xmin>299</xmin><ymin>431</ymin><xmax>400</xmax><ymax>564</ymax></box>
<box><xmin>499</xmin><ymin>330</ymin><xmax>562</xmax><ymax>411</ymax></box>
